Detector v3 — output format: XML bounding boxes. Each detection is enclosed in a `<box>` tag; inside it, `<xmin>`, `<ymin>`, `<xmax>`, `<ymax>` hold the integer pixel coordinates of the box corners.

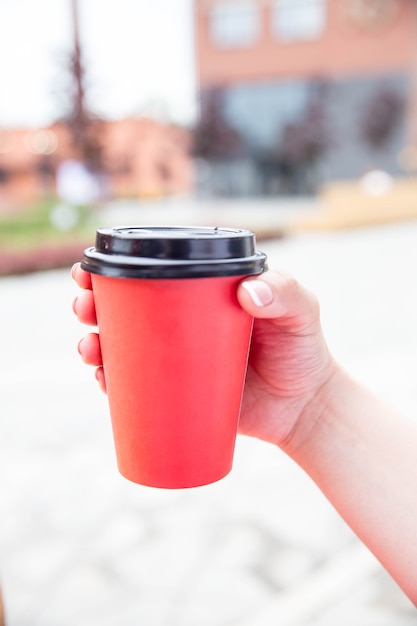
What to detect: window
<box><xmin>222</xmin><ymin>80</ymin><xmax>310</xmax><ymax>149</ymax></box>
<box><xmin>272</xmin><ymin>0</ymin><xmax>326</xmax><ymax>42</ymax></box>
<box><xmin>210</xmin><ymin>1</ymin><xmax>261</xmax><ymax>48</ymax></box>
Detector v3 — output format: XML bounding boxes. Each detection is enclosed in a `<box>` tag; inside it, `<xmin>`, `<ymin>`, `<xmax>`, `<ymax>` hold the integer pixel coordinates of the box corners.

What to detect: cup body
<box><xmin>92</xmin><ymin>273</ymin><xmax>253</xmax><ymax>488</ymax></box>
<box><xmin>82</xmin><ymin>226</ymin><xmax>267</xmax><ymax>488</ymax></box>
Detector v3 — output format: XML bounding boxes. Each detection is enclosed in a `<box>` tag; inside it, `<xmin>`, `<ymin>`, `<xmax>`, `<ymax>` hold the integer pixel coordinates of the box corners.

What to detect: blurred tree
<box><xmin>61</xmin><ymin>0</ymin><xmax>104</xmax><ymax>173</ymax></box>
<box><xmin>258</xmin><ymin>80</ymin><xmax>330</xmax><ymax>194</ymax></box>
<box><xmin>360</xmin><ymin>86</ymin><xmax>404</xmax><ymax>150</ymax></box>
<box><xmin>280</xmin><ymin>81</ymin><xmax>329</xmax><ymax>170</ymax></box>
<box><xmin>192</xmin><ymin>87</ymin><xmax>243</xmax><ymax>160</ymax></box>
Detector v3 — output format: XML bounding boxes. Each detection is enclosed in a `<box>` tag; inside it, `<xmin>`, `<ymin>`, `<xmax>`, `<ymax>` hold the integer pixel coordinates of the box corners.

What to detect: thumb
<box><xmin>237</xmin><ymin>270</ymin><xmax>319</xmax><ymax>326</ymax></box>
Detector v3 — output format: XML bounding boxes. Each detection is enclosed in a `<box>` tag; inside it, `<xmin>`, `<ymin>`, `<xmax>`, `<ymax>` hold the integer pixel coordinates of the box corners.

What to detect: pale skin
<box><xmin>72</xmin><ymin>263</ymin><xmax>417</xmax><ymax>605</ymax></box>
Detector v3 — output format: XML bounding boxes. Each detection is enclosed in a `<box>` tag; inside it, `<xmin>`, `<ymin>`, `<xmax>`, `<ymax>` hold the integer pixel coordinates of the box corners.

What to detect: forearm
<box><xmin>286</xmin><ymin>366</ymin><xmax>417</xmax><ymax>605</ymax></box>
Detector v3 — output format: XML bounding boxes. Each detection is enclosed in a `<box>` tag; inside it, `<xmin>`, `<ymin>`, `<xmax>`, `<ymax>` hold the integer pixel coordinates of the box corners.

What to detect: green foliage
<box><xmin>0</xmin><ymin>199</ymin><xmax>97</xmax><ymax>250</ymax></box>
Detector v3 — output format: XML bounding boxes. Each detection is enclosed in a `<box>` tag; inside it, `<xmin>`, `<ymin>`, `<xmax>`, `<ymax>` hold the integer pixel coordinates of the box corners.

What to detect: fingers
<box><xmin>71</xmin><ymin>262</ymin><xmax>92</xmax><ymax>290</ymax></box>
<box><xmin>95</xmin><ymin>367</ymin><xmax>107</xmax><ymax>394</ymax></box>
<box><xmin>237</xmin><ymin>270</ymin><xmax>320</xmax><ymax>328</ymax></box>
<box><xmin>78</xmin><ymin>334</ymin><xmax>106</xmax><ymax>393</ymax></box>
<box><xmin>78</xmin><ymin>332</ymin><xmax>102</xmax><ymax>366</ymax></box>
<box><xmin>72</xmin><ymin>262</ymin><xmax>97</xmax><ymax>326</ymax></box>
<box><xmin>72</xmin><ymin>264</ymin><xmax>106</xmax><ymax>393</ymax></box>
<box><xmin>73</xmin><ymin>289</ymin><xmax>97</xmax><ymax>326</ymax></box>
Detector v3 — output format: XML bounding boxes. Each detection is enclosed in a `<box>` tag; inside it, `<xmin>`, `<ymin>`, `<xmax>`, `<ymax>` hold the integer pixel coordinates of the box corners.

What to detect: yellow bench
<box><xmin>291</xmin><ymin>176</ymin><xmax>417</xmax><ymax>231</ymax></box>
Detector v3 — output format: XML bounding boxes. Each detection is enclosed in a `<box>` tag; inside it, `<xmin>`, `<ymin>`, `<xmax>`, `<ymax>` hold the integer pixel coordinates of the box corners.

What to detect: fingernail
<box><xmin>77</xmin><ymin>338</ymin><xmax>84</xmax><ymax>355</ymax></box>
<box><xmin>72</xmin><ymin>296</ymin><xmax>78</xmax><ymax>315</ymax></box>
<box><xmin>71</xmin><ymin>263</ymin><xmax>78</xmax><ymax>280</ymax></box>
<box><xmin>241</xmin><ymin>280</ymin><xmax>274</xmax><ymax>307</ymax></box>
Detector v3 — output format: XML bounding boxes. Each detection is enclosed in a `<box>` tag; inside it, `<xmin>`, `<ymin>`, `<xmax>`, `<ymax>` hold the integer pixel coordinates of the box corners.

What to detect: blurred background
<box><xmin>1</xmin><ymin>1</ymin><xmax>417</xmax><ymax>624</ymax></box>
<box><xmin>1</xmin><ymin>0</ymin><xmax>417</xmax><ymax>270</ymax></box>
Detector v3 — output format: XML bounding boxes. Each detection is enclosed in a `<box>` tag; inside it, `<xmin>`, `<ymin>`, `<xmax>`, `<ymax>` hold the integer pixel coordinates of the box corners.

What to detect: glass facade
<box><xmin>222</xmin><ymin>80</ymin><xmax>311</xmax><ymax>149</ymax></box>
<box><xmin>197</xmin><ymin>72</ymin><xmax>407</xmax><ymax>196</ymax></box>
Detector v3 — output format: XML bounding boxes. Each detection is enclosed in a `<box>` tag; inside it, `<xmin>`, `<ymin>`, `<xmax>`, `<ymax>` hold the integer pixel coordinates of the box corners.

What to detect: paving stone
<box><xmin>0</xmin><ymin>210</ymin><xmax>416</xmax><ymax>624</ymax></box>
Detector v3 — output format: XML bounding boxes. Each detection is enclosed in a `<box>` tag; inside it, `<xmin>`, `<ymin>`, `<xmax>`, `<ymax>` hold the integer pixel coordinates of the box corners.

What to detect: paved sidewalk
<box><xmin>1</xmin><ymin>214</ymin><xmax>417</xmax><ymax>625</ymax></box>
<box><xmin>98</xmin><ymin>195</ymin><xmax>317</xmax><ymax>239</ymax></box>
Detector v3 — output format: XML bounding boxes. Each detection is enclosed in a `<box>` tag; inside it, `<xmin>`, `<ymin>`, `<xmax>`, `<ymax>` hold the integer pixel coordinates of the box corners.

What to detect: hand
<box><xmin>236</xmin><ymin>271</ymin><xmax>337</xmax><ymax>451</ymax></box>
<box><xmin>72</xmin><ymin>263</ymin><xmax>106</xmax><ymax>393</ymax></box>
<box><xmin>71</xmin><ymin>266</ymin><xmax>417</xmax><ymax>604</ymax></box>
<box><xmin>72</xmin><ymin>264</ymin><xmax>337</xmax><ymax>452</ymax></box>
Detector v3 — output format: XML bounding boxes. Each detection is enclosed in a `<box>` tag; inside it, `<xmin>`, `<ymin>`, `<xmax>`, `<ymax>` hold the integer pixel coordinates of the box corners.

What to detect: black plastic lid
<box><xmin>81</xmin><ymin>226</ymin><xmax>268</xmax><ymax>279</ymax></box>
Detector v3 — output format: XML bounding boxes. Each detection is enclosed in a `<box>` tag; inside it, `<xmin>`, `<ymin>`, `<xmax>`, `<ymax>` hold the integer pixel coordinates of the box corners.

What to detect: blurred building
<box><xmin>0</xmin><ymin>118</ymin><xmax>193</xmax><ymax>211</ymax></box>
<box><xmin>103</xmin><ymin>118</ymin><xmax>192</xmax><ymax>199</ymax></box>
<box><xmin>194</xmin><ymin>0</ymin><xmax>417</xmax><ymax>196</ymax></box>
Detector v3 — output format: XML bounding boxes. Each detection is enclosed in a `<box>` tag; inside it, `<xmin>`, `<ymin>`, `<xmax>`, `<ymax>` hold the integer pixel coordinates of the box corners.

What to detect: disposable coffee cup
<box><xmin>81</xmin><ymin>226</ymin><xmax>267</xmax><ymax>488</ymax></box>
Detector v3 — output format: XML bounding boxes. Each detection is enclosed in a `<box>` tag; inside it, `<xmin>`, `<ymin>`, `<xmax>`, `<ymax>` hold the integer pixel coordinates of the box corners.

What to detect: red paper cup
<box><xmin>81</xmin><ymin>226</ymin><xmax>267</xmax><ymax>488</ymax></box>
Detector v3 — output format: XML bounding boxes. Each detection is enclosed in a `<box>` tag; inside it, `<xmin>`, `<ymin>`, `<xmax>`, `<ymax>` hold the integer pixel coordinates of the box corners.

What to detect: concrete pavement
<box><xmin>1</xmin><ymin>211</ymin><xmax>417</xmax><ymax>625</ymax></box>
<box><xmin>97</xmin><ymin>195</ymin><xmax>317</xmax><ymax>240</ymax></box>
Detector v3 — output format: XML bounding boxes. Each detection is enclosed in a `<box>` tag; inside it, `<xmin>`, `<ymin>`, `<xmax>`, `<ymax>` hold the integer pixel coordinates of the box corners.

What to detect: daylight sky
<box><xmin>0</xmin><ymin>0</ymin><xmax>197</xmax><ymax>127</ymax></box>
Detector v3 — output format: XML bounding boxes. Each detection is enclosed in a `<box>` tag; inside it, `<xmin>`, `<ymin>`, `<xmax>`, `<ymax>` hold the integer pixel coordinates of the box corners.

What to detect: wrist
<box><xmin>279</xmin><ymin>359</ymin><xmax>344</xmax><ymax>459</ymax></box>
